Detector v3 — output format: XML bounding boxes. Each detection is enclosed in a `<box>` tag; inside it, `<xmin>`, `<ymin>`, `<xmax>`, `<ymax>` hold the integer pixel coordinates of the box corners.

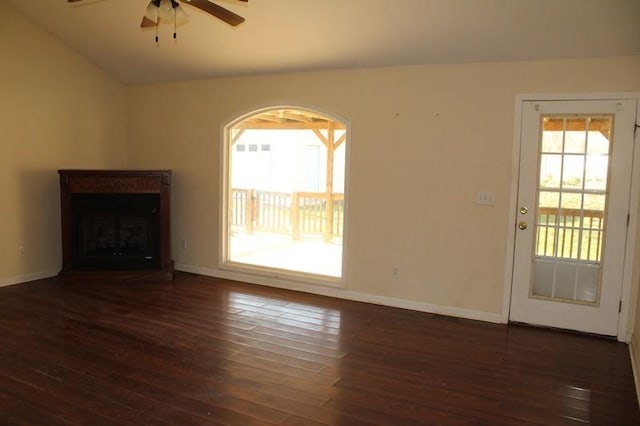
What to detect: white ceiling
<box><xmin>6</xmin><ymin>0</ymin><xmax>640</xmax><ymax>85</ymax></box>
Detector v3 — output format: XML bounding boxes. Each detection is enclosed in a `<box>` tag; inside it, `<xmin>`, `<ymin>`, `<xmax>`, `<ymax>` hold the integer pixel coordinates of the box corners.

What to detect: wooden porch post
<box><xmin>324</xmin><ymin>123</ymin><xmax>335</xmax><ymax>243</ymax></box>
<box><xmin>246</xmin><ymin>189</ymin><xmax>255</xmax><ymax>233</ymax></box>
<box><xmin>291</xmin><ymin>192</ymin><xmax>301</xmax><ymax>240</ymax></box>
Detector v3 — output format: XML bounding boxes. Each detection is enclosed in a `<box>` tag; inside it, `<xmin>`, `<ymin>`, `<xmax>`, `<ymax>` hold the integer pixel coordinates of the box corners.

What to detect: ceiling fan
<box><xmin>66</xmin><ymin>0</ymin><xmax>248</xmax><ymax>29</ymax></box>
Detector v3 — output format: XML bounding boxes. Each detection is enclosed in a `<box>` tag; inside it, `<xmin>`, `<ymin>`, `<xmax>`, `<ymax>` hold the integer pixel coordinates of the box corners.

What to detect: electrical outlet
<box><xmin>19</xmin><ymin>246</ymin><xmax>25</xmax><ymax>257</ymax></box>
<box><xmin>393</xmin><ymin>267</ymin><xmax>399</xmax><ymax>278</ymax></box>
<box><xmin>182</xmin><ymin>239</ymin><xmax>188</xmax><ymax>250</ymax></box>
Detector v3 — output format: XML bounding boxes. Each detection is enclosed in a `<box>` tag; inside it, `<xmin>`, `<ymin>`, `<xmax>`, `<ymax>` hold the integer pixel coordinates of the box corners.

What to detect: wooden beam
<box><xmin>231</xmin><ymin>128</ymin><xmax>245</xmax><ymax>145</ymax></box>
<box><xmin>237</xmin><ymin>121</ymin><xmax>346</xmax><ymax>130</ymax></box>
<box><xmin>312</xmin><ymin>129</ymin><xmax>329</xmax><ymax>148</ymax></box>
<box><xmin>542</xmin><ymin>116</ymin><xmax>612</xmax><ymax>138</ymax></box>
<box><xmin>279</xmin><ymin>111</ymin><xmax>314</xmax><ymax>123</ymax></box>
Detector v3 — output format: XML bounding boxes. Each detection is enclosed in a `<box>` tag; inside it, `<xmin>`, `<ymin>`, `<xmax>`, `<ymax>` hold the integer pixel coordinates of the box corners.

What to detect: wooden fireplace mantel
<box><xmin>58</xmin><ymin>170</ymin><xmax>173</xmax><ymax>282</ymax></box>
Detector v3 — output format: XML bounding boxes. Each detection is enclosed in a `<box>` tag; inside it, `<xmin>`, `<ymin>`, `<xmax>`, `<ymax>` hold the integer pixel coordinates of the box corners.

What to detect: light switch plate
<box><xmin>476</xmin><ymin>192</ymin><xmax>496</xmax><ymax>206</ymax></box>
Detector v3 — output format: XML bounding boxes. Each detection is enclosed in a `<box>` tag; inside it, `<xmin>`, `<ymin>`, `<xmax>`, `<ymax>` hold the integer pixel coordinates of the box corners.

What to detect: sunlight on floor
<box><xmin>230</xmin><ymin>232</ymin><xmax>342</xmax><ymax>278</ymax></box>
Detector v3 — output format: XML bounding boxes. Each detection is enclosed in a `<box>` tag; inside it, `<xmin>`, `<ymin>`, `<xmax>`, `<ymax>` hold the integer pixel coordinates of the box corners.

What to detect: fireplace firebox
<box><xmin>59</xmin><ymin>170</ymin><xmax>173</xmax><ymax>282</ymax></box>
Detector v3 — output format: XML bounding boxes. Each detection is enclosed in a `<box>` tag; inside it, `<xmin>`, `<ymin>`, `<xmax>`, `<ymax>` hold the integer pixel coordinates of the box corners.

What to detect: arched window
<box><xmin>222</xmin><ymin>107</ymin><xmax>348</xmax><ymax>283</ymax></box>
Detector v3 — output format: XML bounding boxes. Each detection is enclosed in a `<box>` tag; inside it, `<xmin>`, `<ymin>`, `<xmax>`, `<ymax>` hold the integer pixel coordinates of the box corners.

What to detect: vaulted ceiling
<box><xmin>6</xmin><ymin>0</ymin><xmax>640</xmax><ymax>85</ymax></box>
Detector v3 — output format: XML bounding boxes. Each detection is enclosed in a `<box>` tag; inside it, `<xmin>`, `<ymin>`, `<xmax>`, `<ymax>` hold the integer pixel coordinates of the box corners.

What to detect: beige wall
<box><xmin>0</xmin><ymin>3</ymin><xmax>127</xmax><ymax>284</ymax></box>
<box><xmin>127</xmin><ymin>56</ymin><xmax>640</xmax><ymax>319</ymax></box>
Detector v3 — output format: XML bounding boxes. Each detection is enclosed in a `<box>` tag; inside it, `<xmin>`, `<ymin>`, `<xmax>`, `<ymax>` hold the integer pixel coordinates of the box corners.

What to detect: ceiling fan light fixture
<box><xmin>144</xmin><ymin>0</ymin><xmax>189</xmax><ymax>26</ymax></box>
<box><xmin>157</xmin><ymin>0</ymin><xmax>175</xmax><ymax>21</ymax></box>
<box><xmin>143</xmin><ymin>0</ymin><xmax>160</xmax><ymax>23</ymax></box>
<box><xmin>173</xmin><ymin>4</ymin><xmax>190</xmax><ymax>26</ymax></box>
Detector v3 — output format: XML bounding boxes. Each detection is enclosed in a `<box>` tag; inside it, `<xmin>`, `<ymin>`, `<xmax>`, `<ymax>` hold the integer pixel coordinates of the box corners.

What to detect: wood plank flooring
<box><xmin>0</xmin><ymin>272</ymin><xmax>638</xmax><ymax>425</ymax></box>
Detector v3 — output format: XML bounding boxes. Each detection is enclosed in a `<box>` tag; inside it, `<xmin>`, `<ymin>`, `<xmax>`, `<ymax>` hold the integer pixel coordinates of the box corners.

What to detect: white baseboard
<box><xmin>630</xmin><ymin>339</ymin><xmax>640</xmax><ymax>407</ymax></box>
<box><xmin>175</xmin><ymin>263</ymin><xmax>503</xmax><ymax>324</ymax></box>
<box><xmin>0</xmin><ymin>269</ymin><xmax>59</xmax><ymax>288</ymax></box>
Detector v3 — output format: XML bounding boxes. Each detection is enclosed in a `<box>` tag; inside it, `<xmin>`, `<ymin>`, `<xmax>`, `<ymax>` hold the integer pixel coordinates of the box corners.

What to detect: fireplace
<box><xmin>59</xmin><ymin>170</ymin><xmax>173</xmax><ymax>282</ymax></box>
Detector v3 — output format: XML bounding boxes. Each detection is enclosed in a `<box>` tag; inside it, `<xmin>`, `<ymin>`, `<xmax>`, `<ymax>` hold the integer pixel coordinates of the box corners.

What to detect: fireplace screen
<box><xmin>72</xmin><ymin>194</ymin><xmax>160</xmax><ymax>270</ymax></box>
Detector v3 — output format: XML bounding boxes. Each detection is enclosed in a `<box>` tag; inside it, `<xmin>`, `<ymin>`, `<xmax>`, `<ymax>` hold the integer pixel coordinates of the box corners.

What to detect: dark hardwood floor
<box><xmin>0</xmin><ymin>272</ymin><xmax>638</xmax><ymax>425</ymax></box>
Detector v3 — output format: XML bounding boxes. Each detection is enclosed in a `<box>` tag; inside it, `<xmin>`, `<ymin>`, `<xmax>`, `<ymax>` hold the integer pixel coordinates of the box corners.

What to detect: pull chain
<box><xmin>152</xmin><ymin>0</ymin><xmax>181</xmax><ymax>44</ymax></box>
<box><xmin>155</xmin><ymin>6</ymin><xmax>159</xmax><ymax>44</ymax></box>
<box><xmin>173</xmin><ymin>7</ymin><xmax>177</xmax><ymax>40</ymax></box>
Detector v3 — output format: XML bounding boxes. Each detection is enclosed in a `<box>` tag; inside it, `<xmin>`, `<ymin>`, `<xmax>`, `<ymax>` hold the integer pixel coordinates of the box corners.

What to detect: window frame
<box><xmin>219</xmin><ymin>105</ymin><xmax>351</xmax><ymax>288</ymax></box>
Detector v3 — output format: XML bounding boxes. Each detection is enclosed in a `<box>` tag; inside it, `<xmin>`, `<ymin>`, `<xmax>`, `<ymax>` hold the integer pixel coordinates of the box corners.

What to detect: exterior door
<box><xmin>510</xmin><ymin>99</ymin><xmax>637</xmax><ymax>336</ymax></box>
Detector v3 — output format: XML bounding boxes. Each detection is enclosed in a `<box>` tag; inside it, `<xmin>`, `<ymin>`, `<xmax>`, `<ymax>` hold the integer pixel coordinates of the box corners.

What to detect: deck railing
<box><xmin>231</xmin><ymin>189</ymin><xmax>344</xmax><ymax>240</ymax></box>
<box><xmin>536</xmin><ymin>207</ymin><xmax>604</xmax><ymax>262</ymax></box>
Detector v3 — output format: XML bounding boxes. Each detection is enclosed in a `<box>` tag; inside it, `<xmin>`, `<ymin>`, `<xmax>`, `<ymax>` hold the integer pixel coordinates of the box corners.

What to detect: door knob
<box><xmin>518</xmin><ymin>221</ymin><xmax>528</xmax><ymax>230</ymax></box>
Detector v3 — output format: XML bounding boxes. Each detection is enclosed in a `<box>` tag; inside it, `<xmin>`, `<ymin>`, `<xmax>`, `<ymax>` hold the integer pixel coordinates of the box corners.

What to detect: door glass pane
<box><xmin>540</xmin><ymin>154</ymin><xmax>562</xmax><ymax>188</ymax></box>
<box><xmin>564</xmin><ymin>118</ymin><xmax>587</xmax><ymax>153</ymax></box>
<box><xmin>561</xmin><ymin>155</ymin><xmax>585</xmax><ymax>189</ymax></box>
<box><xmin>531</xmin><ymin>115</ymin><xmax>613</xmax><ymax>304</ymax></box>
<box><xmin>541</xmin><ymin>118</ymin><xmax>564</xmax><ymax>153</ymax></box>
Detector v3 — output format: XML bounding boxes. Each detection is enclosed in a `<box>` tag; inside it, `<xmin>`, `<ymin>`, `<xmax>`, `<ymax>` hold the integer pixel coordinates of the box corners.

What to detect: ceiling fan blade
<box><xmin>67</xmin><ymin>0</ymin><xmax>109</xmax><ymax>5</ymax></box>
<box><xmin>182</xmin><ymin>0</ymin><xmax>245</xmax><ymax>26</ymax></box>
<box><xmin>140</xmin><ymin>16</ymin><xmax>157</xmax><ymax>28</ymax></box>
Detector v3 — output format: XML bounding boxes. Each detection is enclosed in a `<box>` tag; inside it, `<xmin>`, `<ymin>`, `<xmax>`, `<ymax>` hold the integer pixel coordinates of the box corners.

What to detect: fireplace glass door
<box><xmin>72</xmin><ymin>194</ymin><xmax>161</xmax><ymax>270</ymax></box>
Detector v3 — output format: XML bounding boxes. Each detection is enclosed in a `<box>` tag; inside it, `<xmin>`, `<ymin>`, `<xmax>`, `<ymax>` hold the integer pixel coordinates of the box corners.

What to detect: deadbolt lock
<box><xmin>520</xmin><ymin>206</ymin><xmax>529</xmax><ymax>214</ymax></box>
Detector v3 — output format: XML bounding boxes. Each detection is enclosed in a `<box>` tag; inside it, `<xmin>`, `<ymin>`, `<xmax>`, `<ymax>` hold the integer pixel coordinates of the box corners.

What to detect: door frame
<box><xmin>503</xmin><ymin>92</ymin><xmax>640</xmax><ymax>342</ymax></box>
